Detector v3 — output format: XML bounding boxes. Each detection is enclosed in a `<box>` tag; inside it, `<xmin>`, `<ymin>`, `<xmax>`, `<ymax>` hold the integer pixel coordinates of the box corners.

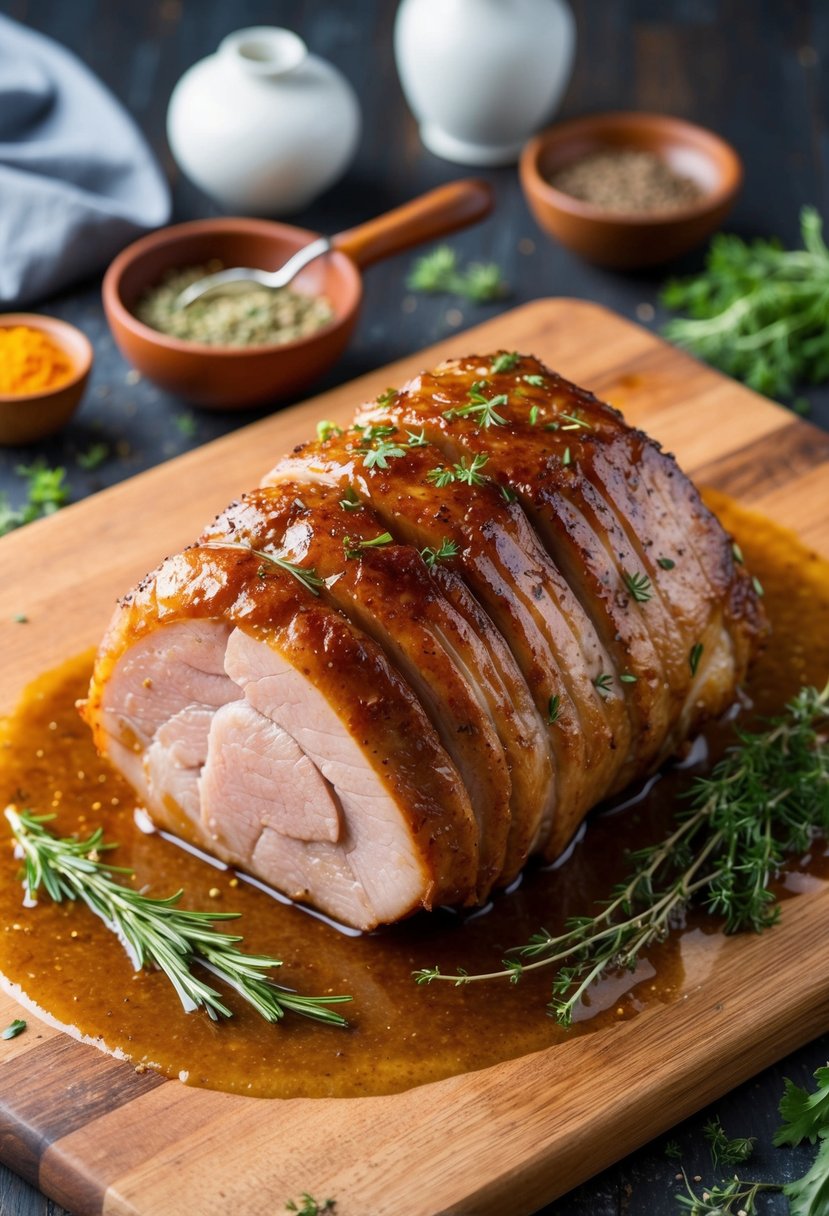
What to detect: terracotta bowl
<box><xmin>102</xmin><ymin>181</ymin><xmax>494</xmax><ymax>411</ymax></box>
<box><xmin>0</xmin><ymin>314</ymin><xmax>92</xmax><ymax>446</ymax></box>
<box><xmin>102</xmin><ymin>218</ymin><xmax>361</xmax><ymax>411</ymax></box>
<box><xmin>519</xmin><ymin>112</ymin><xmax>742</xmax><ymax>269</ymax></box>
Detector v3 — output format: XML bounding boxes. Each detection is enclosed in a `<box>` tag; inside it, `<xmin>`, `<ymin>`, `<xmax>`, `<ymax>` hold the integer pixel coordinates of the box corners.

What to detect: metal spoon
<box><xmin>175</xmin><ymin>236</ymin><xmax>332</xmax><ymax>309</ymax></box>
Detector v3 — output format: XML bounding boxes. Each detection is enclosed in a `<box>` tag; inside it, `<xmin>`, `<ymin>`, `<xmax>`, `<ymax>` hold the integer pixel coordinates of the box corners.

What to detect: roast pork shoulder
<box><xmin>82</xmin><ymin>354</ymin><xmax>764</xmax><ymax>930</ymax></box>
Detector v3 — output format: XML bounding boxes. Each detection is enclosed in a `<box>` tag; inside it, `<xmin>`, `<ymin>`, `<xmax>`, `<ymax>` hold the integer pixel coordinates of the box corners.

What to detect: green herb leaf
<box><xmin>444</xmin><ymin>382</ymin><xmax>508</xmax><ymax>429</ymax></box>
<box><xmin>77</xmin><ymin>443</ymin><xmax>109</xmax><ymax>471</ymax></box>
<box><xmin>784</xmin><ymin>1136</ymin><xmax>829</xmax><ymax>1216</ymax></box>
<box><xmin>316</xmin><ymin>420</ymin><xmax>343</xmax><ymax>442</ymax></box>
<box><xmin>523</xmin><ymin>374</ymin><xmax>546</xmax><ymax>387</ymax></box>
<box><xmin>657</xmin><ymin>557</ymin><xmax>676</xmax><ymax>570</ymax></box>
<box><xmin>703</xmin><ymin>1116</ymin><xmax>755</xmax><ymax>1168</ymax></box>
<box><xmin>421</xmin><ymin>538</ymin><xmax>459</xmax><ymax>568</ymax></box>
<box><xmin>406</xmin><ymin>428</ymin><xmax>428</xmax><ymax>448</ymax></box>
<box><xmin>339</xmin><ymin>486</ymin><xmax>361</xmax><ymax>511</ymax></box>
<box><xmin>623</xmin><ymin>570</ymin><xmax>653</xmax><ymax>603</ymax></box>
<box><xmin>689</xmin><ymin>642</ymin><xmax>704</xmax><ymax>676</ymax></box>
<box><xmin>285</xmin><ymin>1195</ymin><xmax>336</xmax><ymax>1215</ymax></box>
<box><xmin>776</xmin><ymin>1068</ymin><xmax>829</xmax><ymax>1146</ymax></box>
<box><xmin>5</xmin><ymin>808</ymin><xmax>350</xmax><ymax>1027</ymax></box>
<box><xmin>547</xmin><ymin>695</ymin><xmax>561</xmax><ymax>725</ymax></box>
<box><xmin>1</xmin><ymin>1019</ymin><xmax>26</xmax><ymax>1040</ymax></box>
<box><xmin>201</xmin><ymin>541</ymin><xmax>325</xmax><ymax>597</ymax></box>
<box><xmin>593</xmin><ymin>673</ymin><xmax>613</xmax><ymax>698</ymax></box>
<box><xmin>0</xmin><ymin>462</ymin><xmax>69</xmax><ymax>537</ymax></box>
<box><xmin>407</xmin><ymin>246</ymin><xmax>509</xmax><ymax>303</ymax></box>
<box><xmin>175</xmin><ymin>412</ymin><xmax>197</xmax><ymax>438</ymax></box>
<box><xmin>490</xmin><ymin>352</ymin><xmax>520</xmax><ymax>373</ymax></box>
<box><xmin>343</xmin><ymin>532</ymin><xmax>393</xmax><ymax>559</ymax></box>
<box><xmin>662</xmin><ymin>207</ymin><xmax>829</xmax><ymax>403</ymax></box>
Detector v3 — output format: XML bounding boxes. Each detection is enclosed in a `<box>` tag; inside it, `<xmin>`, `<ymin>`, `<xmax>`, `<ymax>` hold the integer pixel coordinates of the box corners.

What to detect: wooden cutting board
<box><xmin>1</xmin><ymin>300</ymin><xmax>828</xmax><ymax>1216</ymax></box>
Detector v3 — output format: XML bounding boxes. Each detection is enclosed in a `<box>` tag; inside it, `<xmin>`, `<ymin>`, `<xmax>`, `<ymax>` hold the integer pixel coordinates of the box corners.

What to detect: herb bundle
<box><xmin>5</xmin><ymin>807</ymin><xmax>351</xmax><ymax>1027</ymax></box>
<box><xmin>415</xmin><ymin>682</ymin><xmax>829</xmax><ymax>1026</ymax></box>
<box><xmin>662</xmin><ymin>207</ymin><xmax>829</xmax><ymax>401</ymax></box>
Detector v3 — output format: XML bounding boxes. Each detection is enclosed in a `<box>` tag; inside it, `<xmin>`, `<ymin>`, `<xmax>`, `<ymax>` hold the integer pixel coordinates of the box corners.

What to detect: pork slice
<box><xmin>202</xmin><ymin>483</ymin><xmax>510</xmax><ymax>897</ymax></box>
<box><xmin>263</xmin><ymin>443</ymin><xmax>568</xmax><ymax>880</ymax></box>
<box><xmin>83</xmin><ymin>546</ymin><xmax>479</xmax><ymax>929</ymax></box>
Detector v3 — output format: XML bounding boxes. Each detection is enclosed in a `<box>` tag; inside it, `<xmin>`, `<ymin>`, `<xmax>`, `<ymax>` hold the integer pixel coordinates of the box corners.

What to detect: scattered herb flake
<box><xmin>593</xmin><ymin>673</ymin><xmax>613</xmax><ymax>698</ymax></box>
<box><xmin>689</xmin><ymin>642</ymin><xmax>704</xmax><ymax>676</ymax></box>
<box><xmin>490</xmin><ymin>351</ymin><xmax>521</xmax><ymax>373</ymax></box>
<box><xmin>657</xmin><ymin>557</ymin><xmax>676</xmax><ymax>570</ymax></box>
<box><xmin>407</xmin><ymin>246</ymin><xmax>509</xmax><ymax>303</ymax></box>
<box><xmin>547</xmin><ymin>695</ymin><xmax>561</xmax><ymax>724</ymax></box>
<box><xmin>175</xmin><ymin>412</ymin><xmax>197</xmax><ymax>438</ymax></box>
<box><xmin>623</xmin><ymin>570</ymin><xmax>653</xmax><ymax>603</ymax></box>
<box><xmin>316</xmin><ymin>420</ymin><xmax>342</xmax><ymax>442</ymax></box>
<box><xmin>76</xmin><ymin>442</ymin><xmax>109</xmax><ymax>471</ymax></box>
<box><xmin>421</xmin><ymin>538</ymin><xmax>459</xmax><ymax>568</ymax></box>
<box><xmin>1</xmin><ymin>1019</ymin><xmax>26</xmax><ymax>1040</ymax></box>
<box><xmin>343</xmin><ymin>531</ymin><xmax>393</xmax><ymax>559</ymax></box>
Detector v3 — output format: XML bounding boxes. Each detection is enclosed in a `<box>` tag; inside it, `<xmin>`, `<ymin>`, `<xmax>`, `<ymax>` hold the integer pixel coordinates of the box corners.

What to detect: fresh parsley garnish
<box><xmin>662</xmin><ymin>206</ymin><xmax>829</xmax><ymax>402</ymax></box>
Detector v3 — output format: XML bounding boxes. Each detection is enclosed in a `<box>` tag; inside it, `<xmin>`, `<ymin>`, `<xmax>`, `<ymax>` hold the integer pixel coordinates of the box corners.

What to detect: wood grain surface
<box><xmin>1</xmin><ymin>300</ymin><xmax>828</xmax><ymax>1216</ymax></box>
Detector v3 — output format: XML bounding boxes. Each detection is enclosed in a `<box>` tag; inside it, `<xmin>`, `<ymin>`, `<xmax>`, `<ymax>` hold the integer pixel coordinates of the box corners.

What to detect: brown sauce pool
<box><xmin>1</xmin><ymin>494</ymin><xmax>827</xmax><ymax>1099</ymax></box>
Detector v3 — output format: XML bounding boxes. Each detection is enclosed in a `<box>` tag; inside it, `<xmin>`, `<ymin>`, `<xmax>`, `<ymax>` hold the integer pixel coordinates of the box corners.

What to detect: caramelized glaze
<box><xmin>0</xmin><ymin>495</ymin><xmax>827</xmax><ymax>1099</ymax></box>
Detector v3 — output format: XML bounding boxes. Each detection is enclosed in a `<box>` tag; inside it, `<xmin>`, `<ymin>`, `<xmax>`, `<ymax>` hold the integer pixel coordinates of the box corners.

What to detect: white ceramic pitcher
<box><xmin>394</xmin><ymin>0</ymin><xmax>575</xmax><ymax>166</ymax></box>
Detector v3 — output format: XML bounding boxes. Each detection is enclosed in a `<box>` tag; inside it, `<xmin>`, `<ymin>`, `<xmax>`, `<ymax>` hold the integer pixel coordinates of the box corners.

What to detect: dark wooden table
<box><xmin>0</xmin><ymin>2</ymin><xmax>827</xmax><ymax>1213</ymax></box>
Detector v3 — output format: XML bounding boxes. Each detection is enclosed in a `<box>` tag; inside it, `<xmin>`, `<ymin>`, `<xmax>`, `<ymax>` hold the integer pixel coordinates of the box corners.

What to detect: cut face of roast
<box><xmin>83</xmin><ymin>351</ymin><xmax>766</xmax><ymax>929</ymax></box>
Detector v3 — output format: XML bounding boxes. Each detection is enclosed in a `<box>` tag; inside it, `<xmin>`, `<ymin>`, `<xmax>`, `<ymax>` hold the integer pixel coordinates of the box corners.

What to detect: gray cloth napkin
<box><xmin>0</xmin><ymin>14</ymin><xmax>171</xmax><ymax>306</ymax></box>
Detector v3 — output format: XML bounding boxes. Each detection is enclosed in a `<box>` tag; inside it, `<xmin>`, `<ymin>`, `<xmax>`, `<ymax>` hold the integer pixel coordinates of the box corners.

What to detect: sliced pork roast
<box><xmin>83</xmin><ymin>353</ymin><xmax>765</xmax><ymax>928</ymax></box>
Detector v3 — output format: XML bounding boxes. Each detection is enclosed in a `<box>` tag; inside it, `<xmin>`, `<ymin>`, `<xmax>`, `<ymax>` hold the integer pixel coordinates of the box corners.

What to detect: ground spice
<box><xmin>135</xmin><ymin>261</ymin><xmax>334</xmax><ymax>348</ymax></box>
<box><xmin>548</xmin><ymin>149</ymin><xmax>703</xmax><ymax>215</ymax></box>
<box><xmin>0</xmin><ymin>325</ymin><xmax>74</xmax><ymax>395</ymax></box>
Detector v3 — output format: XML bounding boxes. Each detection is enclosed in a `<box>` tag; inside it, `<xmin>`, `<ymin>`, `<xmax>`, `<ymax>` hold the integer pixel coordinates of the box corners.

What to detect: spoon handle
<box><xmin>331</xmin><ymin>179</ymin><xmax>494</xmax><ymax>270</ymax></box>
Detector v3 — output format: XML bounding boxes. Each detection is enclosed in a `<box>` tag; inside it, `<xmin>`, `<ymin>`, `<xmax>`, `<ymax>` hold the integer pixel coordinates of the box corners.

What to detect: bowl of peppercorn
<box><xmin>519</xmin><ymin>112</ymin><xmax>742</xmax><ymax>269</ymax></box>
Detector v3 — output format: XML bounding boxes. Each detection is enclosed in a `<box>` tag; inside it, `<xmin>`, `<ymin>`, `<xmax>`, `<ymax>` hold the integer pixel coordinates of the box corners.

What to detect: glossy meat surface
<box><xmin>85</xmin><ymin>352</ymin><xmax>765</xmax><ymax>927</ymax></box>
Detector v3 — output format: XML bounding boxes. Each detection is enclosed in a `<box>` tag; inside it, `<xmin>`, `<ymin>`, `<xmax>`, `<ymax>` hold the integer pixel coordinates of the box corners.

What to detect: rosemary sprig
<box><xmin>5</xmin><ymin>808</ymin><xmax>351</xmax><ymax>1027</ymax></box>
<box><xmin>414</xmin><ymin>682</ymin><xmax>829</xmax><ymax>1026</ymax></box>
<box><xmin>421</xmin><ymin>538</ymin><xmax>459</xmax><ymax>568</ymax></box>
<box><xmin>200</xmin><ymin>541</ymin><xmax>324</xmax><ymax>597</ymax></box>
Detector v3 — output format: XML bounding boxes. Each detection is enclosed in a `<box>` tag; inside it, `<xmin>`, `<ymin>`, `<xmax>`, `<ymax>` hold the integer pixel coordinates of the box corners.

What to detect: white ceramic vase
<box><xmin>167</xmin><ymin>27</ymin><xmax>361</xmax><ymax>216</ymax></box>
<box><xmin>394</xmin><ymin>0</ymin><xmax>575</xmax><ymax>166</ymax></box>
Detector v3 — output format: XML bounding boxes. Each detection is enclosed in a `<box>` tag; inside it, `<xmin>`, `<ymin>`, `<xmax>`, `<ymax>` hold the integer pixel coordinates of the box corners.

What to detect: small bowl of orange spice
<box><xmin>0</xmin><ymin>313</ymin><xmax>93</xmax><ymax>445</ymax></box>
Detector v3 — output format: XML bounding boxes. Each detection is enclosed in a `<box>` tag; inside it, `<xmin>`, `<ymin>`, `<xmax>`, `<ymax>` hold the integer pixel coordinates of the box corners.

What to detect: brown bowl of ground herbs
<box><xmin>519</xmin><ymin>112</ymin><xmax>742</xmax><ymax>269</ymax></box>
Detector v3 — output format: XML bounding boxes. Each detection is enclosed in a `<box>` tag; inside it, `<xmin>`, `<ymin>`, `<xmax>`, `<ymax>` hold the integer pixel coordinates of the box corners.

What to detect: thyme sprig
<box><xmin>443</xmin><ymin>380</ymin><xmax>508</xmax><ymax>428</ymax></box>
<box><xmin>201</xmin><ymin>541</ymin><xmax>324</xmax><ymax>597</ymax></box>
<box><xmin>5</xmin><ymin>808</ymin><xmax>351</xmax><ymax>1027</ymax></box>
<box><xmin>414</xmin><ymin>682</ymin><xmax>829</xmax><ymax>1026</ymax></box>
